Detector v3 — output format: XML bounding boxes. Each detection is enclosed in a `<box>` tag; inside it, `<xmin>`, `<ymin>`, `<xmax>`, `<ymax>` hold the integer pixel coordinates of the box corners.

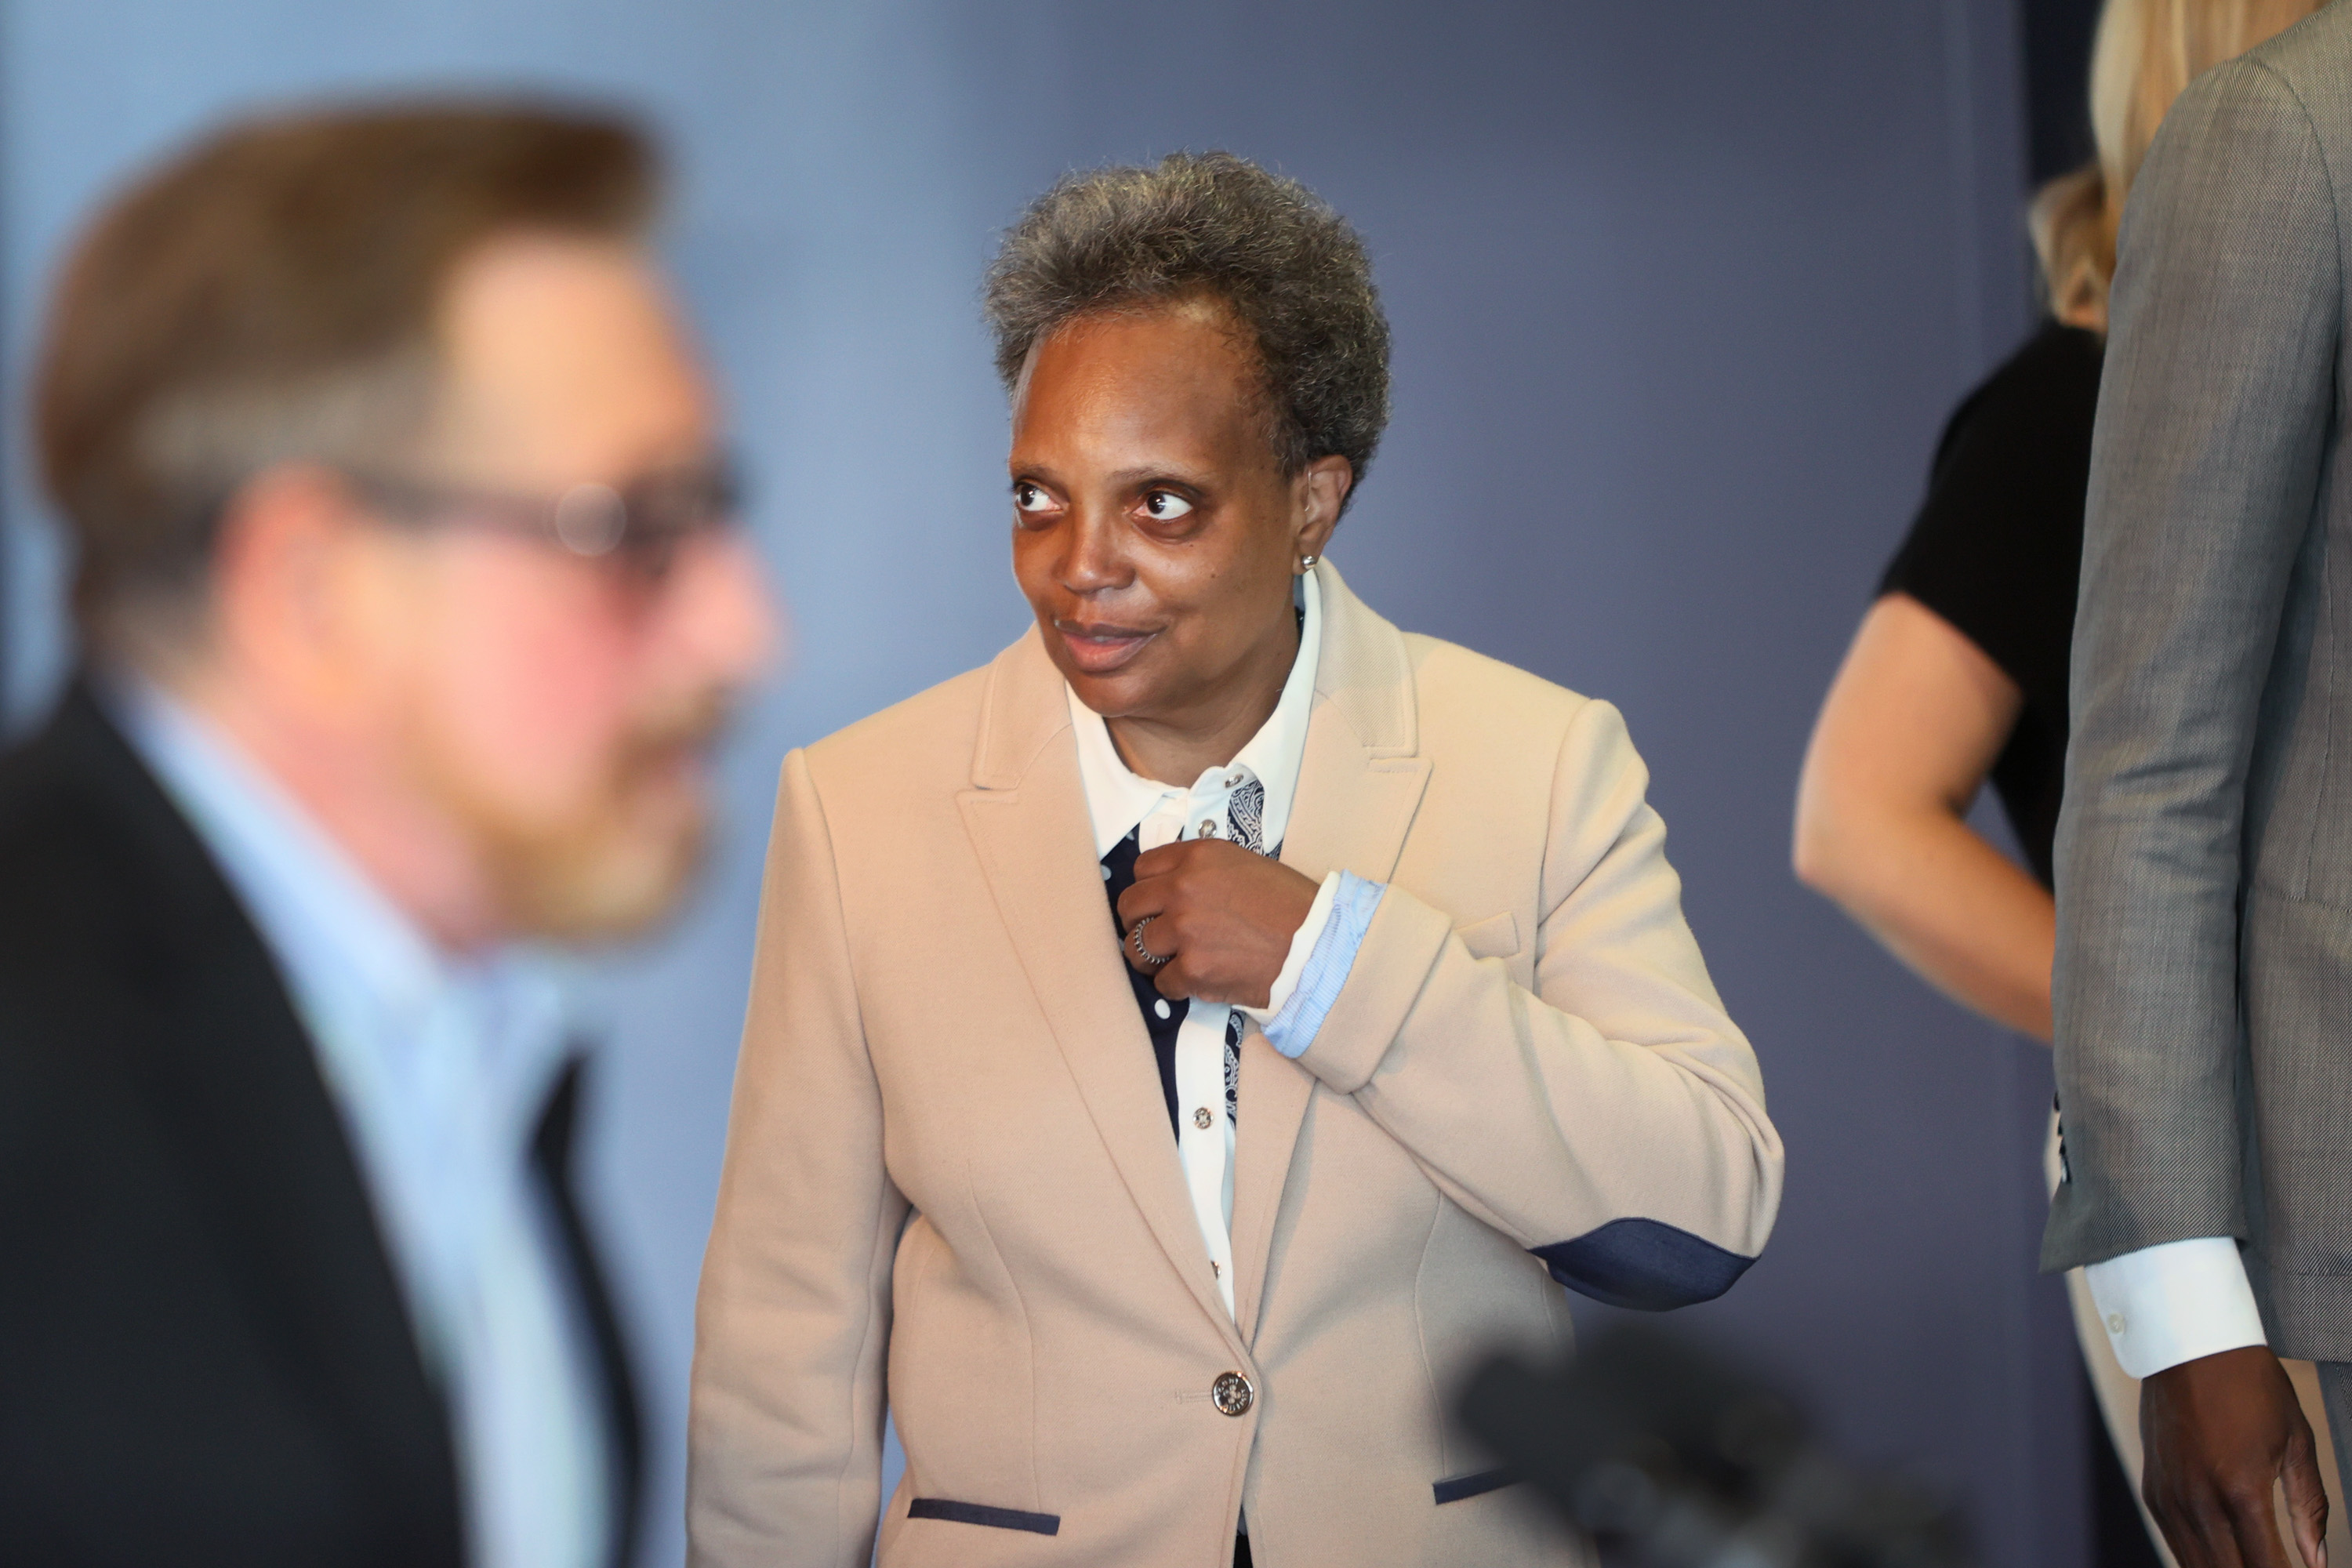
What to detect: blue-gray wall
<box><xmin>0</xmin><ymin>2</ymin><xmax>2076</xmax><ymax>1562</ymax></box>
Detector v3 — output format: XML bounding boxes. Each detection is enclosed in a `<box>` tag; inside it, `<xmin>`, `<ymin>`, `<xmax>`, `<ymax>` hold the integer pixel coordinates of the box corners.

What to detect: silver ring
<box><xmin>1131</xmin><ymin>916</ymin><xmax>1171</xmax><ymax>967</ymax></box>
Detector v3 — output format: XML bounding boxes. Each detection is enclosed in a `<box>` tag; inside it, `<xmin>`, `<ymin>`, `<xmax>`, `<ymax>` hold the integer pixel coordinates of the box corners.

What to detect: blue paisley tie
<box><xmin>1220</xmin><ymin>779</ymin><xmax>1272</xmax><ymax>1123</ymax></box>
<box><xmin>1100</xmin><ymin>777</ymin><xmax>1277</xmax><ymax>1135</ymax></box>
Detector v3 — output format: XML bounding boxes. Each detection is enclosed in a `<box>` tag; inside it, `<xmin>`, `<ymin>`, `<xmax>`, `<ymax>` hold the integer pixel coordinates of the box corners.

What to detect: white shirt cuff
<box><xmin>2083</xmin><ymin>1236</ymin><xmax>2268</xmax><ymax>1379</ymax></box>
<box><xmin>1247</xmin><ymin>871</ymin><xmax>1341</xmax><ymax>1024</ymax></box>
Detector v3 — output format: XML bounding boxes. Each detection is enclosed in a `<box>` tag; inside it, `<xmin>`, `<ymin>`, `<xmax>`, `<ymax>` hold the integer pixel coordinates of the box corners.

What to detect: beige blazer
<box><xmin>688</xmin><ymin>562</ymin><xmax>1782</xmax><ymax>1568</ymax></box>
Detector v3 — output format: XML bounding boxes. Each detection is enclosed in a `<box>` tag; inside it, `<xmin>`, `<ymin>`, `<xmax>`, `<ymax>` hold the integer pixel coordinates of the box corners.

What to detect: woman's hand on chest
<box><xmin>1115</xmin><ymin>838</ymin><xmax>1319</xmax><ymax>1009</ymax></box>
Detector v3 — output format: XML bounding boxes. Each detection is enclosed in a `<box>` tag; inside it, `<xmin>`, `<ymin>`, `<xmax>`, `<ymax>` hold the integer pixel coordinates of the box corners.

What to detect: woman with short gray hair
<box><xmin>690</xmin><ymin>151</ymin><xmax>1782</xmax><ymax>1568</ymax></box>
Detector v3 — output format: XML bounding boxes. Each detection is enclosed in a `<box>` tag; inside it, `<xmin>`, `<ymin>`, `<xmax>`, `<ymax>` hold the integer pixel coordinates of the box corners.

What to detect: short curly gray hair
<box><xmin>984</xmin><ymin>151</ymin><xmax>1390</xmax><ymax>497</ymax></box>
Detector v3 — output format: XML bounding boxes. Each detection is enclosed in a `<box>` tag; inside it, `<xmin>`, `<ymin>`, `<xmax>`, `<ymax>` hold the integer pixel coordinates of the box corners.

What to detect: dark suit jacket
<box><xmin>0</xmin><ymin>682</ymin><xmax>643</xmax><ymax>1566</ymax></box>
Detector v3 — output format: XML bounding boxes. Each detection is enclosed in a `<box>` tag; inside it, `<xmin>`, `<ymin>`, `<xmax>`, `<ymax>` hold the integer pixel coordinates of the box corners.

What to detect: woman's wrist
<box><xmin>1248</xmin><ymin>872</ymin><xmax>1386</xmax><ymax>1059</ymax></box>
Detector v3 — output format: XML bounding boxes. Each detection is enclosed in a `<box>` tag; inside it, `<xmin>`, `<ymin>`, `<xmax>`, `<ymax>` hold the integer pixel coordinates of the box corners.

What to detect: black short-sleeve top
<box><xmin>1878</xmin><ymin>321</ymin><xmax>2103</xmax><ymax>889</ymax></box>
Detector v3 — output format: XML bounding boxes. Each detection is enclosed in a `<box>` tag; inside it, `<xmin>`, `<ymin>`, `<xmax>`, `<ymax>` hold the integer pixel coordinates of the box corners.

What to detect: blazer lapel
<box><xmin>1230</xmin><ymin>563</ymin><xmax>1432</xmax><ymax>1343</ymax></box>
<box><xmin>956</xmin><ymin>634</ymin><xmax>1248</xmax><ymax>1352</ymax></box>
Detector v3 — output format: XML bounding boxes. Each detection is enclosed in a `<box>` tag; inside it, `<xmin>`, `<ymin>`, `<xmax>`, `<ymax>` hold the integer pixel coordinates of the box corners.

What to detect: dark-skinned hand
<box><xmin>2142</xmin><ymin>1345</ymin><xmax>2328</xmax><ymax>1568</ymax></box>
<box><xmin>1117</xmin><ymin>837</ymin><xmax>1319</xmax><ymax>1009</ymax></box>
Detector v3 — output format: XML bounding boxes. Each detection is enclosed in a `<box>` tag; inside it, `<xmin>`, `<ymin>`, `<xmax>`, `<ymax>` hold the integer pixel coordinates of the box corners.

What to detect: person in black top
<box><xmin>1791</xmin><ymin>2</ymin><xmax>2328</xmax><ymax>1564</ymax></box>
<box><xmin>1875</xmin><ymin>320</ymin><xmax>2100</xmax><ymax>891</ymax></box>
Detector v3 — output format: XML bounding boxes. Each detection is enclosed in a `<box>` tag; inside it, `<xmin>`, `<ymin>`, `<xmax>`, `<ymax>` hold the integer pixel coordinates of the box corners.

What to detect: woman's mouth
<box><xmin>1054</xmin><ymin>619</ymin><xmax>1157</xmax><ymax>674</ymax></box>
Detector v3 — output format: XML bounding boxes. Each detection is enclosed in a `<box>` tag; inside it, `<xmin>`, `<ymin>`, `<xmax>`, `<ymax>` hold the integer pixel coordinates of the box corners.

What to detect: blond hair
<box><xmin>2032</xmin><ymin>0</ymin><xmax>2321</xmax><ymax>328</ymax></box>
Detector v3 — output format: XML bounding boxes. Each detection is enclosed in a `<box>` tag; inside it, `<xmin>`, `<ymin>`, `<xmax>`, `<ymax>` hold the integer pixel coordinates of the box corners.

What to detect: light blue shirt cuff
<box><xmin>1257</xmin><ymin>871</ymin><xmax>1385</xmax><ymax>1060</ymax></box>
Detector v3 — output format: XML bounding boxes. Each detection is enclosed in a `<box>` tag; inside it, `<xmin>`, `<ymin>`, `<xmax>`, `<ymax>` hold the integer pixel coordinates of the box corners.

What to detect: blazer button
<box><xmin>1211</xmin><ymin>1371</ymin><xmax>1255</xmax><ymax>1417</ymax></box>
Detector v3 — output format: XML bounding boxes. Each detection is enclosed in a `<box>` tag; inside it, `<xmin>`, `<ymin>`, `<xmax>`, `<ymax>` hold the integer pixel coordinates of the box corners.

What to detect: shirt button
<box><xmin>2107</xmin><ymin>1313</ymin><xmax>2127</xmax><ymax>1335</ymax></box>
<box><xmin>1228</xmin><ymin>774</ymin><xmax>1244</xmax><ymax>787</ymax></box>
<box><xmin>1212</xmin><ymin>1371</ymin><xmax>1255</xmax><ymax>1417</ymax></box>
<box><xmin>1199</xmin><ymin>820</ymin><xmax>1220</xmax><ymax>837</ymax></box>
<box><xmin>1194</xmin><ymin>1106</ymin><xmax>1213</xmax><ymax>1130</ymax></box>
<box><xmin>1101</xmin><ymin>864</ymin><xmax>1112</xmax><ymax>880</ymax></box>
<box><xmin>1155</xmin><ymin>1000</ymin><xmax>1172</xmax><ymax>1020</ymax></box>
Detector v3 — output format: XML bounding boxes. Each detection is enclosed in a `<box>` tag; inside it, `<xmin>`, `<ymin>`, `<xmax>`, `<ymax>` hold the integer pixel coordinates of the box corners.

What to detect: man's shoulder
<box><xmin>2249</xmin><ymin>3</ymin><xmax>2352</xmax><ymax>82</ymax></box>
<box><xmin>0</xmin><ymin>695</ymin><xmax>191</xmax><ymax>1112</ymax></box>
<box><xmin>2209</xmin><ymin>6</ymin><xmax>2352</xmax><ymax>125</ymax></box>
<box><xmin>0</xmin><ymin>695</ymin><xmax>145</xmax><ymax>969</ymax></box>
<box><xmin>0</xmin><ymin>684</ymin><xmax>263</xmax><ymax>1016</ymax></box>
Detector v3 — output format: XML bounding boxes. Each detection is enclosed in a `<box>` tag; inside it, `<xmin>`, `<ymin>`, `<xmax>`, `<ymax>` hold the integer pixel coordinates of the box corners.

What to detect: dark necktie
<box><xmin>1100</xmin><ymin>779</ymin><xmax>1273</xmax><ymax>1138</ymax></box>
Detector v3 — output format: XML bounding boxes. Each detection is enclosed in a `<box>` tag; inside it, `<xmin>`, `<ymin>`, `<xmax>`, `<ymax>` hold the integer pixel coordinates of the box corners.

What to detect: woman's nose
<box><xmin>1058</xmin><ymin>511</ymin><xmax>1127</xmax><ymax>593</ymax></box>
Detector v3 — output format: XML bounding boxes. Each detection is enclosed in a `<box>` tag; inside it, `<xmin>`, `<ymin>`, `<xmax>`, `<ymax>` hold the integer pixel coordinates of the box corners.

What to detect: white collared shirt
<box><xmin>2084</xmin><ymin>1237</ymin><xmax>2268</xmax><ymax>1379</ymax></box>
<box><xmin>1068</xmin><ymin>573</ymin><xmax>1336</xmax><ymax>1317</ymax></box>
<box><xmin>111</xmin><ymin>681</ymin><xmax>610</xmax><ymax>1568</ymax></box>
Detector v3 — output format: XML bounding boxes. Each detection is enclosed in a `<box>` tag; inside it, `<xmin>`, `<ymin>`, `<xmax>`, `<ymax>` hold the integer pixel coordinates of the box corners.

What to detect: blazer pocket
<box><xmin>1454</xmin><ymin>911</ymin><xmax>1521</xmax><ymax>962</ymax></box>
<box><xmin>907</xmin><ymin>1498</ymin><xmax>1061</xmax><ymax>1536</ymax></box>
<box><xmin>1433</xmin><ymin>1468</ymin><xmax>1519</xmax><ymax>1504</ymax></box>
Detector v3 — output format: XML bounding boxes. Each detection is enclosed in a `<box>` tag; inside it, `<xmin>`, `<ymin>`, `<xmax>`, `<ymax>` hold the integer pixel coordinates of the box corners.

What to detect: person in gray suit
<box><xmin>2049</xmin><ymin>4</ymin><xmax>2352</xmax><ymax>1565</ymax></box>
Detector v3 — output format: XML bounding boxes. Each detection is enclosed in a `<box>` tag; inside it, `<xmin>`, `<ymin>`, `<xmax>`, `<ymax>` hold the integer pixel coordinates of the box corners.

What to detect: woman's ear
<box><xmin>1294</xmin><ymin>456</ymin><xmax>1352</xmax><ymax>562</ymax></box>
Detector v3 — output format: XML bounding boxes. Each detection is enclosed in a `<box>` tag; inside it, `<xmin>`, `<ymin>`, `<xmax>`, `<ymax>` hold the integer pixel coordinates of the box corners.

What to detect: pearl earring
<box><xmin>1299</xmin><ymin>554</ymin><xmax>1319</xmax><ymax>571</ymax></box>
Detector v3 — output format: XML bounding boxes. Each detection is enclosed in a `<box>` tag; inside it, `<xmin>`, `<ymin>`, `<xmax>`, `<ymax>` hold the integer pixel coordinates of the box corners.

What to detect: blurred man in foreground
<box><xmin>0</xmin><ymin>104</ymin><xmax>775</xmax><ymax>1568</ymax></box>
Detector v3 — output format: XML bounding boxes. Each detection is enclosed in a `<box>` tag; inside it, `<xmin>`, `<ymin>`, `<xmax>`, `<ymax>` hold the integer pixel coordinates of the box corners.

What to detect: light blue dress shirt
<box><xmin>1254</xmin><ymin>870</ymin><xmax>1383</xmax><ymax>1060</ymax></box>
<box><xmin>111</xmin><ymin>681</ymin><xmax>611</xmax><ymax>1568</ymax></box>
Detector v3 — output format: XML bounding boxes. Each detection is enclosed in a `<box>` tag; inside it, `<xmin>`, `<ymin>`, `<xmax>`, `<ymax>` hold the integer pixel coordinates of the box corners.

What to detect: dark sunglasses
<box><xmin>343</xmin><ymin>453</ymin><xmax>743</xmax><ymax>582</ymax></box>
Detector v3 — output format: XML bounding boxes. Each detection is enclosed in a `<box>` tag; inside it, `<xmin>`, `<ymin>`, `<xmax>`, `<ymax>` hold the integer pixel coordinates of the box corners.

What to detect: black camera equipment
<box><xmin>1457</xmin><ymin>1324</ymin><xmax>1973</xmax><ymax>1568</ymax></box>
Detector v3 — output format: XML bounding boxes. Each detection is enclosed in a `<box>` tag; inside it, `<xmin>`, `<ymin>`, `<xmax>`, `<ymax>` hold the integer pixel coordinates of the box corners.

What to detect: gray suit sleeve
<box><xmin>2043</xmin><ymin>57</ymin><xmax>2343</xmax><ymax>1272</ymax></box>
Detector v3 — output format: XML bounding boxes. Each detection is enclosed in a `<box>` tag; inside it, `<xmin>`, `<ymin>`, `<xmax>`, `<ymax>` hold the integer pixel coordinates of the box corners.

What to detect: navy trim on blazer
<box><xmin>1531</xmin><ymin>1217</ymin><xmax>1753</xmax><ymax>1311</ymax></box>
<box><xmin>908</xmin><ymin>1498</ymin><xmax>1062</xmax><ymax>1535</ymax></box>
<box><xmin>1432</xmin><ymin>1468</ymin><xmax>1519</xmax><ymax>1504</ymax></box>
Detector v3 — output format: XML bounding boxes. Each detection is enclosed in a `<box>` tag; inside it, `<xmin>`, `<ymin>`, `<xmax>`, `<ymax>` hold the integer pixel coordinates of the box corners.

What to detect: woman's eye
<box><xmin>1013</xmin><ymin>482</ymin><xmax>1055</xmax><ymax>514</ymax></box>
<box><xmin>1140</xmin><ymin>490</ymin><xmax>1195</xmax><ymax>521</ymax></box>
